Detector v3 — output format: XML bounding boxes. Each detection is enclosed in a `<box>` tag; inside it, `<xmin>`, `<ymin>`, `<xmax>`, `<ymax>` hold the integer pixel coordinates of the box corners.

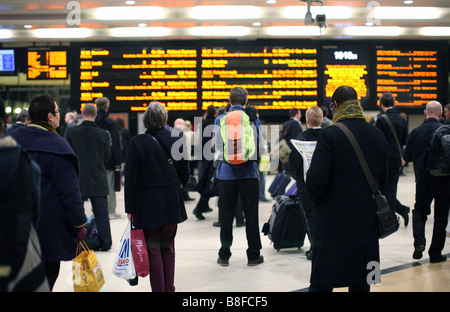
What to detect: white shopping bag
<box><xmin>112</xmin><ymin>221</ymin><xmax>136</xmax><ymax>280</ymax></box>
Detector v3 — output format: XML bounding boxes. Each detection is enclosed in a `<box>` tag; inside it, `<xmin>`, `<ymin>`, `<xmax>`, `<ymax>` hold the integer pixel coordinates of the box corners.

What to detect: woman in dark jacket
<box><xmin>125</xmin><ymin>101</ymin><xmax>189</xmax><ymax>292</ymax></box>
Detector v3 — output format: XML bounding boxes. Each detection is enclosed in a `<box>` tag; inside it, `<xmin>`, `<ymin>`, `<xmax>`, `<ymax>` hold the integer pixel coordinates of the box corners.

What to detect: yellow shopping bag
<box><xmin>72</xmin><ymin>241</ymin><xmax>105</xmax><ymax>292</ymax></box>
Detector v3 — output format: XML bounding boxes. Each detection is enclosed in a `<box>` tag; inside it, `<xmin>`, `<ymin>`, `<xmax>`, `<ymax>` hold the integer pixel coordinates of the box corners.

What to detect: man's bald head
<box><xmin>425</xmin><ymin>101</ymin><xmax>443</xmax><ymax>120</ymax></box>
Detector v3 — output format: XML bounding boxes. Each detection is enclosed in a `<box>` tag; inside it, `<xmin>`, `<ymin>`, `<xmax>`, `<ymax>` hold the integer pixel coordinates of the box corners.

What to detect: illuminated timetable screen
<box><xmin>322</xmin><ymin>44</ymin><xmax>370</xmax><ymax>109</ymax></box>
<box><xmin>200</xmin><ymin>45</ymin><xmax>318</xmax><ymax>110</ymax></box>
<box><xmin>70</xmin><ymin>40</ymin><xmax>447</xmax><ymax>115</ymax></box>
<box><xmin>375</xmin><ymin>45</ymin><xmax>441</xmax><ymax>107</ymax></box>
<box><xmin>73</xmin><ymin>42</ymin><xmax>319</xmax><ymax>113</ymax></box>
<box><xmin>27</xmin><ymin>48</ymin><xmax>68</xmax><ymax>79</ymax></box>
<box><xmin>78</xmin><ymin>47</ymin><xmax>198</xmax><ymax>112</ymax></box>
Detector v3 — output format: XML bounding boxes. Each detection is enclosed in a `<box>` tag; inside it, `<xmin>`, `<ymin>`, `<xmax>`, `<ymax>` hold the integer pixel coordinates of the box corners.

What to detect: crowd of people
<box><xmin>1</xmin><ymin>85</ymin><xmax>449</xmax><ymax>292</ymax></box>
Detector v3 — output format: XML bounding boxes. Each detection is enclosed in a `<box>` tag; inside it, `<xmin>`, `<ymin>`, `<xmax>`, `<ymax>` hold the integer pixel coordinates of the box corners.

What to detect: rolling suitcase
<box><xmin>262</xmin><ymin>195</ymin><xmax>306</xmax><ymax>251</ymax></box>
<box><xmin>268</xmin><ymin>173</ymin><xmax>291</xmax><ymax>198</ymax></box>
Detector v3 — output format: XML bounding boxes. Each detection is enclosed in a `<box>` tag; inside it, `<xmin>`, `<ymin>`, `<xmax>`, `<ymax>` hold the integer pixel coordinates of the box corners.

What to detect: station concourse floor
<box><xmin>53</xmin><ymin>167</ymin><xmax>450</xmax><ymax>292</ymax></box>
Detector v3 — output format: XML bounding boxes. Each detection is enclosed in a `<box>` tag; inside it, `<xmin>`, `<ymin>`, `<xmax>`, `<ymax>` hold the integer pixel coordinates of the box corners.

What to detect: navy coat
<box><xmin>124</xmin><ymin>127</ymin><xmax>189</xmax><ymax>229</ymax></box>
<box><xmin>8</xmin><ymin>126</ymin><xmax>87</xmax><ymax>262</ymax></box>
<box><xmin>306</xmin><ymin>119</ymin><xmax>388</xmax><ymax>288</ymax></box>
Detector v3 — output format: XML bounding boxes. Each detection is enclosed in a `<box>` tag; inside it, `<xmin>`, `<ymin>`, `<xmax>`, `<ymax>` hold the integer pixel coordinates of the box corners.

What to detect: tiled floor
<box><xmin>53</xmin><ymin>167</ymin><xmax>450</xmax><ymax>292</ymax></box>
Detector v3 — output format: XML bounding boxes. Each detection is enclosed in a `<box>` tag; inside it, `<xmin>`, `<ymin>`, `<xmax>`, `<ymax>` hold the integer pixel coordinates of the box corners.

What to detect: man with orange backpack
<box><xmin>214</xmin><ymin>86</ymin><xmax>263</xmax><ymax>267</ymax></box>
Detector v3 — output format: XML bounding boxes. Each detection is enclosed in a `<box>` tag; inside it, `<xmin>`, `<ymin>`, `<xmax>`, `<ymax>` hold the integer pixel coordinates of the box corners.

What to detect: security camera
<box><xmin>301</xmin><ymin>0</ymin><xmax>324</xmax><ymax>26</ymax></box>
<box><xmin>316</xmin><ymin>14</ymin><xmax>327</xmax><ymax>28</ymax></box>
<box><xmin>304</xmin><ymin>11</ymin><xmax>314</xmax><ymax>25</ymax></box>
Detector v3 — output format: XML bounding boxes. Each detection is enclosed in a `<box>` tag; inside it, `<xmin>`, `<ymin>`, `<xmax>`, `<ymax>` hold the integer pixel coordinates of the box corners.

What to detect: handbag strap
<box><xmin>76</xmin><ymin>240</ymin><xmax>90</xmax><ymax>255</ymax></box>
<box><xmin>335</xmin><ymin>122</ymin><xmax>380</xmax><ymax>196</ymax></box>
<box><xmin>381</xmin><ymin>114</ymin><xmax>402</xmax><ymax>155</ymax></box>
<box><xmin>146</xmin><ymin>133</ymin><xmax>183</xmax><ymax>191</ymax></box>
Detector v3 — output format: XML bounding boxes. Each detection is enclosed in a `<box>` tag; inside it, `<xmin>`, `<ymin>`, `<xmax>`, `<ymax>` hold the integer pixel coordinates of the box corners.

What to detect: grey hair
<box><xmin>143</xmin><ymin>101</ymin><xmax>168</xmax><ymax>130</ymax></box>
<box><xmin>83</xmin><ymin>103</ymin><xmax>97</xmax><ymax>117</ymax></box>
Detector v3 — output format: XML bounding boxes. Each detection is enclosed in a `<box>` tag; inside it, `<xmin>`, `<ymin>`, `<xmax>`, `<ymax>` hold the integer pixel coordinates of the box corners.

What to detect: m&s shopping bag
<box><xmin>72</xmin><ymin>241</ymin><xmax>105</xmax><ymax>292</ymax></box>
<box><xmin>130</xmin><ymin>227</ymin><xmax>149</xmax><ymax>277</ymax></box>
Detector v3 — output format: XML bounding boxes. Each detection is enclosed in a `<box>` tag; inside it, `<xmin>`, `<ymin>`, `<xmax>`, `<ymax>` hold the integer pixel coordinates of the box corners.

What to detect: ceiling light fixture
<box><xmin>190</xmin><ymin>6</ymin><xmax>261</xmax><ymax>20</ymax></box>
<box><xmin>95</xmin><ymin>6</ymin><xmax>166</xmax><ymax>20</ymax></box>
<box><xmin>110</xmin><ymin>27</ymin><xmax>171</xmax><ymax>37</ymax></box>
<box><xmin>419</xmin><ymin>27</ymin><xmax>450</xmax><ymax>36</ymax></box>
<box><xmin>265</xmin><ymin>26</ymin><xmax>321</xmax><ymax>36</ymax></box>
<box><xmin>34</xmin><ymin>28</ymin><xmax>91</xmax><ymax>38</ymax></box>
<box><xmin>0</xmin><ymin>29</ymin><xmax>12</xmax><ymax>39</ymax></box>
<box><xmin>372</xmin><ymin>7</ymin><xmax>442</xmax><ymax>20</ymax></box>
<box><xmin>189</xmin><ymin>26</ymin><xmax>250</xmax><ymax>37</ymax></box>
<box><xmin>345</xmin><ymin>26</ymin><xmax>403</xmax><ymax>37</ymax></box>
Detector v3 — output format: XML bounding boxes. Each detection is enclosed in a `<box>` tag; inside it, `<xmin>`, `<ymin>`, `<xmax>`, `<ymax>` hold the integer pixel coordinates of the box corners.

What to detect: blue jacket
<box><xmin>8</xmin><ymin>126</ymin><xmax>87</xmax><ymax>261</ymax></box>
<box><xmin>214</xmin><ymin>105</ymin><xmax>260</xmax><ymax>180</ymax></box>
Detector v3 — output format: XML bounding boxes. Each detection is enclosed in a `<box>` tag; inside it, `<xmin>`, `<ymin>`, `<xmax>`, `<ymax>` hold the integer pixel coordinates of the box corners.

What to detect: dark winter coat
<box><xmin>403</xmin><ymin>118</ymin><xmax>448</xmax><ymax>183</ymax></box>
<box><xmin>66</xmin><ymin>120</ymin><xmax>111</xmax><ymax>198</ymax></box>
<box><xmin>281</xmin><ymin>118</ymin><xmax>303</xmax><ymax>151</ymax></box>
<box><xmin>95</xmin><ymin>111</ymin><xmax>122</xmax><ymax>170</ymax></box>
<box><xmin>195</xmin><ymin>116</ymin><xmax>216</xmax><ymax>196</ymax></box>
<box><xmin>306</xmin><ymin>119</ymin><xmax>388</xmax><ymax>288</ymax></box>
<box><xmin>125</xmin><ymin>127</ymin><xmax>190</xmax><ymax>229</ymax></box>
<box><xmin>375</xmin><ymin>108</ymin><xmax>408</xmax><ymax>169</ymax></box>
<box><xmin>8</xmin><ymin>126</ymin><xmax>87</xmax><ymax>262</ymax></box>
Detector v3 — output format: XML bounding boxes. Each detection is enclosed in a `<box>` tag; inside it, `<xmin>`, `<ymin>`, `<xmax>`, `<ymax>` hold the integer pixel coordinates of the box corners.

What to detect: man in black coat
<box><xmin>67</xmin><ymin>104</ymin><xmax>112</xmax><ymax>251</ymax></box>
<box><xmin>95</xmin><ymin>97</ymin><xmax>122</xmax><ymax>219</ymax></box>
<box><xmin>289</xmin><ymin>106</ymin><xmax>323</xmax><ymax>261</ymax></box>
<box><xmin>279</xmin><ymin>108</ymin><xmax>302</xmax><ymax>174</ymax></box>
<box><xmin>375</xmin><ymin>92</ymin><xmax>410</xmax><ymax>226</ymax></box>
<box><xmin>403</xmin><ymin>101</ymin><xmax>450</xmax><ymax>263</ymax></box>
<box><xmin>306</xmin><ymin>86</ymin><xmax>388</xmax><ymax>292</ymax></box>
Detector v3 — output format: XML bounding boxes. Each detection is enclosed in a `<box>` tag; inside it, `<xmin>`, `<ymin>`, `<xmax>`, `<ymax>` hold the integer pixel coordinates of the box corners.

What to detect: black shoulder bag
<box><xmin>335</xmin><ymin>122</ymin><xmax>399</xmax><ymax>239</ymax></box>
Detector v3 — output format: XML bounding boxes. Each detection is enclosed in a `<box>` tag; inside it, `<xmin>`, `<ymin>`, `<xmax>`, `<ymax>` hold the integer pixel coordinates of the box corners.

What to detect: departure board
<box><xmin>322</xmin><ymin>44</ymin><xmax>370</xmax><ymax>108</ymax></box>
<box><xmin>200</xmin><ymin>46</ymin><xmax>318</xmax><ymax>110</ymax></box>
<box><xmin>71</xmin><ymin>40</ymin><xmax>448</xmax><ymax>115</ymax></box>
<box><xmin>73</xmin><ymin>42</ymin><xmax>319</xmax><ymax>113</ymax></box>
<box><xmin>27</xmin><ymin>48</ymin><xmax>68</xmax><ymax>79</ymax></box>
<box><xmin>78</xmin><ymin>47</ymin><xmax>198</xmax><ymax>112</ymax></box>
<box><xmin>375</xmin><ymin>45</ymin><xmax>440</xmax><ymax>107</ymax></box>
